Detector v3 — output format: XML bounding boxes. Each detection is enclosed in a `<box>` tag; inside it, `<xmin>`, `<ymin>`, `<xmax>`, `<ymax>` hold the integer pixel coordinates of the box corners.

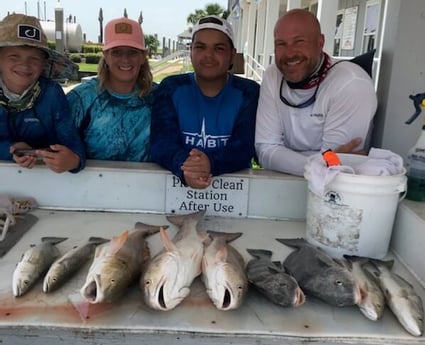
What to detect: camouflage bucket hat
<box><xmin>0</xmin><ymin>13</ymin><xmax>78</xmax><ymax>80</ymax></box>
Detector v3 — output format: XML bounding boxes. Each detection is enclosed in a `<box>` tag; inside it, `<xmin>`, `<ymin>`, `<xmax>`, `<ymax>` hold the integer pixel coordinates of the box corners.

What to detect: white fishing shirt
<box><xmin>255</xmin><ymin>61</ymin><xmax>377</xmax><ymax>176</ymax></box>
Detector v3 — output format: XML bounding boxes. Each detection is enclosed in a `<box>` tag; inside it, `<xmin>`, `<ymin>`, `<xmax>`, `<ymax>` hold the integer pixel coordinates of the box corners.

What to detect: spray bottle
<box><xmin>405</xmin><ymin>92</ymin><xmax>425</xmax><ymax>201</ymax></box>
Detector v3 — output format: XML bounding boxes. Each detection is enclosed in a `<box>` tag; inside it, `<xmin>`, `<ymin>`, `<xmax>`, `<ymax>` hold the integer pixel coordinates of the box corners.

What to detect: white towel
<box><xmin>305</xmin><ymin>154</ymin><xmax>354</xmax><ymax>196</ymax></box>
<box><xmin>354</xmin><ymin>148</ymin><xmax>404</xmax><ymax>176</ymax></box>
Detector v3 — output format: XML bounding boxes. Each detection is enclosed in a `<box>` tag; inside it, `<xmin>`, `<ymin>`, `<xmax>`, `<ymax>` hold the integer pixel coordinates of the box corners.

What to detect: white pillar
<box><xmin>287</xmin><ymin>0</ymin><xmax>302</xmax><ymax>10</ymax></box>
<box><xmin>262</xmin><ymin>0</ymin><xmax>281</xmax><ymax>68</ymax></box>
<box><xmin>317</xmin><ymin>0</ymin><xmax>339</xmax><ymax>55</ymax></box>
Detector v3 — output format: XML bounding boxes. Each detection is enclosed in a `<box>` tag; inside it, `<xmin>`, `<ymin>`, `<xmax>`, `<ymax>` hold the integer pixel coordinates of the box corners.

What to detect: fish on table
<box><xmin>80</xmin><ymin>222</ymin><xmax>165</xmax><ymax>304</ymax></box>
<box><xmin>202</xmin><ymin>230</ymin><xmax>248</xmax><ymax>311</ymax></box>
<box><xmin>276</xmin><ymin>238</ymin><xmax>364</xmax><ymax>307</ymax></box>
<box><xmin>142</xmin><ymin>211</ymin><xmax>206</xmax><ymax>311</ymax></box>
<box><xmin>342</xmin><ymin>255</ymin><xmax>385</xmax><ymax>321</ymax></box>
<box><xmin>43</xmin><ymin>236</ymin><xmax>110</xmax><ymax>293</ymax></box>
<box><xmin>12</xmin><ymin>236</ymin><xmax>68</xmax><ymax>297</ymax></box>
<box><xmin>246</xmin><ymin>248</ymin><xmax>305</xmax><ymax>308</ymax></box>
<box><xmin>365</xmin><ymin>259</ymin><xmax>424</xmax><ymax>337</ymax></box>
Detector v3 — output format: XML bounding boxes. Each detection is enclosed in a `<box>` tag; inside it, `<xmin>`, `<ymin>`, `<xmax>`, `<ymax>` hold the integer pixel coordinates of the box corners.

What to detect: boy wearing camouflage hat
<box><xmin>0</xmin><ymin>13</ymin><xmax>85</xmax><ymax>173</ymax></box>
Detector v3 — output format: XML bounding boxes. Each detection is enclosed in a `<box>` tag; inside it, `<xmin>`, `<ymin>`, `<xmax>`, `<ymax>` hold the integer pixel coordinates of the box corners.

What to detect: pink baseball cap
<box><xmin>103</xmin><ymin>17</ymin><xmax>146</xmax><ymax>51</ymax></box>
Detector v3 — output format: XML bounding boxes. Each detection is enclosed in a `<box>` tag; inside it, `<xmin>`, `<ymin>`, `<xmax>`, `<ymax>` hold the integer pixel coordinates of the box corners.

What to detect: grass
<box><xmin>77</xmin><ymin>63</ymin><xmax>98</xmax><ymax>72</ymax></box>
<box><xmin>77</xmin><ymin>59</ymin><xmax>191</xmax><ymax>83</ymax></box>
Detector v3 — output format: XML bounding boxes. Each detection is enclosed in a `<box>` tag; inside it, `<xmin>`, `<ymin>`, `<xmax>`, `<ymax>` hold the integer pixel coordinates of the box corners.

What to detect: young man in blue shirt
<box><xmin>151</xmin><ymin>15</ymin><xmax>259</xmax><ymax>189</ymax></box>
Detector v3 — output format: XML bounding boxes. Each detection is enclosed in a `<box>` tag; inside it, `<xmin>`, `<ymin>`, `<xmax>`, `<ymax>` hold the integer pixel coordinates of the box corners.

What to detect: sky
<box><xmin>0</xmin><ymin>0</ymin><xmax>229</xmax><ymax>43</ymax></box>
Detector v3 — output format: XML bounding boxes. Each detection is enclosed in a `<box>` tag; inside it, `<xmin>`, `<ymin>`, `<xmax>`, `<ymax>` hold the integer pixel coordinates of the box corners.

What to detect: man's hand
<box><xmin>10</xmin><ymin>142</ymin><xmax>38</xmax><ymax>169</ymax></box>
<box><xmin>335</xmin><ymin>137</ymin><xmax>367</xmax><ymax>155</ymax></box>
<box><xmin>36</xmin><ymin>144</ymin><xmax>80</xmax><ymax>173</ymax></box>
<box><xmin>181</xmin><ymin>148</ymin><xmax>212</xmax><ymax>189</ymax></box>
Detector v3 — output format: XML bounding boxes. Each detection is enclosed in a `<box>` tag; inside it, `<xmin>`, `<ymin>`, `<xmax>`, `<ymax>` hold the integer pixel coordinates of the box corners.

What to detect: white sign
<box><xmin>166</xmin><ymin>175</ymin><xmax>249</xmax><ymax>217</ymax></box>
<box><xmin>342</xmin><ymin>6</ymin><xmax>358</xmax><ymax>50</ymax></box>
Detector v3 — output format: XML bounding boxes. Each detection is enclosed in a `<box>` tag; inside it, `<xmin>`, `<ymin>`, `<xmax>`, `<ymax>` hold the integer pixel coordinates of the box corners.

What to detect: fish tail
<box><xmin>343</xmin><ymin>255</ymin><xmax>370</xmax><ymax>265</ymax></box>
<box><xmin>166</xmin><ymin>210</ymin><xmax>205</xmax><ymax>226</ymax></box>
<box><xmin>271</xmin><ymin>260</ymin><xmax>284</xmax><ymax>270</ymax></box>
<box><xmin>134</xmin><ymin>221</ymin><xmax>169</xmax><ymax>231</ymax></box>
<box><xmin>370</xmin><ymin>258</ymin><xmax>395</xmax><ymax>271</ymax></box>
<box><xmin>275</xmin><ymin>238</ymin><xmax>306</xmax><ymax>249</ymax></box>
<box><xmin>41</xmin><ymin>236</ymin><xmax>68</xmax><ymax>245</ymax></box>
<box><xmin>246</xmin><ymin>248</ymin><xmax>273</xmax><ymax>259</ymax></box>
<box><xmin>87</xmin><ymin>237</ymin><xmax>110</xmax><ymax>245</ymax></box>
<box><xmin>141</xmin><ymin>226</ymin><xmax>164</xmax><ymax>238</ymax></box>
<box><xmin>207</xmin><ymin>230</ymin><xmax>242</xmax><ymax>243</ymax></box>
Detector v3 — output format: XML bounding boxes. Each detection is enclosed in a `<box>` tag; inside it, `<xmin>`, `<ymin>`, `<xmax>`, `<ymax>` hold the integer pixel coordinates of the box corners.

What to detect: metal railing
<box><xmin>244</xmin><ymin>53</ymin><xmax>266</xmax><ymax>82</ymax></box>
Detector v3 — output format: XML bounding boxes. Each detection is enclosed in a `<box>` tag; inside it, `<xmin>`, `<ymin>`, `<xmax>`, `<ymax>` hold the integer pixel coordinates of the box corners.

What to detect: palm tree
<box><xmin>186</xmin><ymin>2</ymin><xmax>227</xmax><ymax>25</ymax></box>
<box><xmin>98</xmin><ymin>8</ymin><xmax>103</xmax><ymax>44</ymax></box>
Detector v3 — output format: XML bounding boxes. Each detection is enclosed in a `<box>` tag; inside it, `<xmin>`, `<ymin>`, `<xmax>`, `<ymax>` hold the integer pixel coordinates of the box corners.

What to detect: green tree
<box><xmin>145</xmin><ymin>34</ymin><xmax>159</xmax><ymax>58</ymax></box>
<box><xmin>186</xmin><ymin>2</ymin><xmax>228</xmax><ymax>25</ymax></box>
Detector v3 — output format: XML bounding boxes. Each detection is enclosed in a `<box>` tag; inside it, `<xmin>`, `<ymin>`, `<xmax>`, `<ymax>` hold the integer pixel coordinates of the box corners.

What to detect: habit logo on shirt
<box><xmin>183</xmin><ymin>118</ymin><xmax>230</xmax><ymax>149</ymax></box>
<box><xmin>17</xmin><ymin>24</ymin><xmax>41</xmax><ymax>42</ymax></box>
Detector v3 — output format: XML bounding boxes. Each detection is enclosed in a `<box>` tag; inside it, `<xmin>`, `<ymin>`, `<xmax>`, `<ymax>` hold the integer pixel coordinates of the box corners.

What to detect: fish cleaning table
<box><xmin>0</xmin><ymin>160</ymin><xmax>424</xmax><ymax>345</ymax></box>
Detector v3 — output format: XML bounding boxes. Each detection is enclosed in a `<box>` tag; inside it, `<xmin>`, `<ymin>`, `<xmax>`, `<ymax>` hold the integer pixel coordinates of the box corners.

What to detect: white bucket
<box><xmin>304</xmin><ymin>153</ymin><xmax>407</xmax><ymax>259</ymax></box>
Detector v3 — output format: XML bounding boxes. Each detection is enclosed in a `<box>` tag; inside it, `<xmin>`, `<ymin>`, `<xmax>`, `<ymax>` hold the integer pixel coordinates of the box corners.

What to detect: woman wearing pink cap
<box><xmin>67</xmin><ymin>17</ymin><xmax>155</xmax><ymax>162</ymax></box>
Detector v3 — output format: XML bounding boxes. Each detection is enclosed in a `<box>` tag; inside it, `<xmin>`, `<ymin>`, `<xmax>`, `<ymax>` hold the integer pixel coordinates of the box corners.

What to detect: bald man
<box><xmin>255</xmin><ymin>9</ymin><xmax>377</xmax><ymax>176</ymax></box>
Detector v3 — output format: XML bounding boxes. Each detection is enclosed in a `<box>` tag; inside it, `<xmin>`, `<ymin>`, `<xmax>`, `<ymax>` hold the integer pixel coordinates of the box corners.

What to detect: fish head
<box><xmin>205</xmin><ymin>263</ymin><xmax>248</xmax><ymax>311</ymax></box>
<box><xmin>359</xmin><ymin>301</ymin><xmax>381</xmax><ymax>321</ymax></box>
<box><xmin>261</xmin><ymin>274</ymin><xmax>305</xmax><ymax>307</ymax></box>
<box><xmin>313</xmin><ymin>266</ymin><xmax>363</xmax><ymax>307</ymax></box>
<box><xmin>399</xmin><ymin>304</ymin><xmax>424</xmax><ymax>337</ymax></box>
<box><xmin>12</xmin><ymin>263</ymin><xmax>38</xmax><ymax>297</ymax></box>
<box><xmin>42</xmin><ymin>263</ymin><xmax>65</xmax><ymax>293</ymax></box>
<box><xmin>80</xmin><ymin>257</ymin><xmax>132</xmax><ymax>303</ymax></box>
<box><xmin>142</xmin><ymin>253</ymin><xmax>190</xmax><ymax>311</ymax></box>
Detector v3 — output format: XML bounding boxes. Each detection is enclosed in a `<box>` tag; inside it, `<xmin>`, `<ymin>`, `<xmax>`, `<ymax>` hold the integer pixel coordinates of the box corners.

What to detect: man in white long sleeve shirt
<box><xmin>255</xmin><ymin>9</ymin><xmax>377</xmax><ymax>176</ymax></box>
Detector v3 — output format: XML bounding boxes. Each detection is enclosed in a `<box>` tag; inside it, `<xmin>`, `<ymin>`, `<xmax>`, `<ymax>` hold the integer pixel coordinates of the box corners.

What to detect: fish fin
<box><xmin>275</xmin><ymin>238</ymin><xmax>306</xmax><ymax>249</ymax></box>
<box><xmin>41</xmin><ymin>236</ymin><xmax>68</xmax><ymax>245</ymax></box>
<box><xmin>199</xmin><ymin>230</ymin><xmax>210</xmax><ymax>244</ymax></box>
<box><xmin>88</xmin><ymin>237</ymin><xmax>110</xmax><ymax>245</ymax></box>
<box><xmin>159</xmin><ymin>227</ymin><xmax>177</xmax><ymax>252</ymax></box>
<box><xmin>207</xmin><ymin>230</ymin><xmax>242</xmax><ymax>243</ymax></box>
<box><xmin>246</xmin><ymin>248</ymin><xmax>273</xmax><ymax>259</ymax></box>
<box><xmin>215</xmin><ymin>246</ymin><xmax>228</xmax><ymax>263</ymax></box>
<box><xmin>107</xmin><ymin>230</ymin><xmax>129</xmax><ymax>255</ymax></box>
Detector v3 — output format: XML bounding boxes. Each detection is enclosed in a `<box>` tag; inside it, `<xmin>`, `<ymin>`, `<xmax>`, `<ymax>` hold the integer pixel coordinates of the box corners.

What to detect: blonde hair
<box><xmin>97</xmin><ymin>55</ymin><xmax>153</xmax><ymax>97</ymax></box>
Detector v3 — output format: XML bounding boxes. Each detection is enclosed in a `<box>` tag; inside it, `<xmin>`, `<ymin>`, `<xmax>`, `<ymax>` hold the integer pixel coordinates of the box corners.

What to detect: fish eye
<box><xmin>237</xmin><ymin>284</ymin><xmax>244</xmax><ymax>290</ymax></box>
<box><xmin>24</xmin><ymin>280</ymin><xmax>30</xmax><ymax>286</ymax></box>
<box><xmin>335</xmin><ymin>279</ymin><xmax>343</xmax><ymax>286</ymax></box>
<box><xmin>145</xmin><ymin>279</ymin><xmax>151</xmax><ymax>286</ymax></box>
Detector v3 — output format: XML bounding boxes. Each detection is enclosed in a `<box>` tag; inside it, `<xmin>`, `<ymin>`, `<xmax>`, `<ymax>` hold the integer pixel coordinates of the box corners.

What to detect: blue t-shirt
<box><xmin>67</xmin><ymin>78</ymin><xmax>156</xmax><ymax>162</ymax></box>
<box><xmin>150</xmin><ymin>73</ymin><xmax>259</xmax><ymax>181</ymax></box>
